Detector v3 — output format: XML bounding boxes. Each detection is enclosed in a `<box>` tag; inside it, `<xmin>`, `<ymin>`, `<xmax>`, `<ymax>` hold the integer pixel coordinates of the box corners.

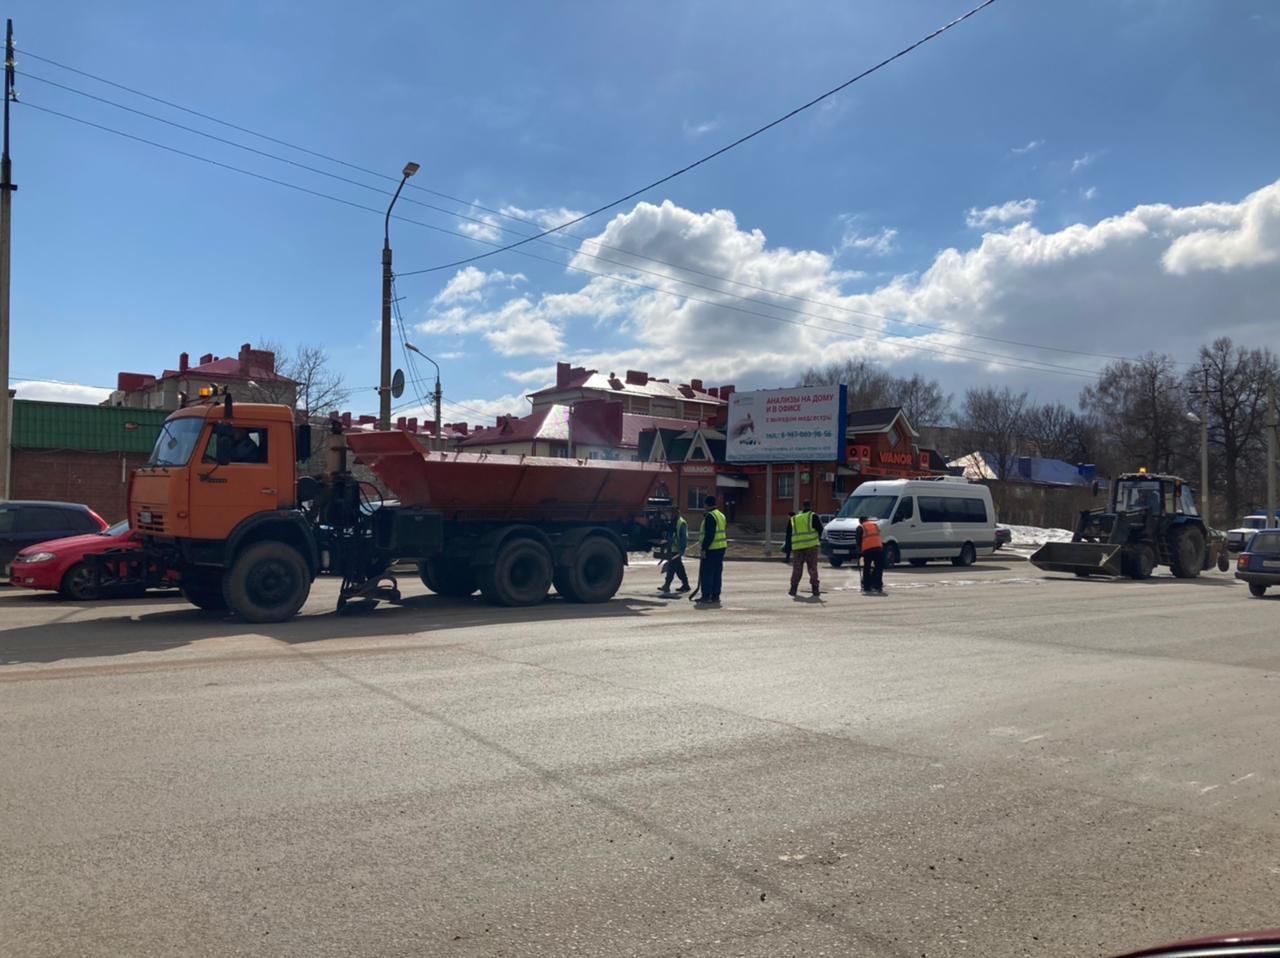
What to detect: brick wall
<box><xmin>11</xmin><ymin>449</ymin><xmax>150</xmax><ymax>523</ymax></box>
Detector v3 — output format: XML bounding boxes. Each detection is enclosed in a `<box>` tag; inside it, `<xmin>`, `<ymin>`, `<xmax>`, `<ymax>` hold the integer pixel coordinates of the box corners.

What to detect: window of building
<box><xmin>887</xmin><ymin>425</ymin><xmax>901</xmax><ymax>448</ymax></box>
<box><xmin>690</xmin><ymin>445</ymin><xmax>706</xmax><ymax>460</ymax></box>
<box><xmin>833</xmin><ymin>475</ymin><xmax>848</xmax><ymax>495</ymax></box>
<box><xmin>687</xmin><ymin>486</ymin><xmax>709</xmax><ymax>510</ymax></box>
<box><xmin>777</xmin><ymin>473</ymin><xmax>794</xmax><ymax>500</ymax></box>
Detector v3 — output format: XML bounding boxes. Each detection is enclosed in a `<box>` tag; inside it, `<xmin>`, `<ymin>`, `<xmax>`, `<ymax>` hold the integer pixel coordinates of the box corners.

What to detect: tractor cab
<box><xmin>1110</xmin><ymin>471</ymin><xmax>1197</xmax><ymax>518</ymax></box>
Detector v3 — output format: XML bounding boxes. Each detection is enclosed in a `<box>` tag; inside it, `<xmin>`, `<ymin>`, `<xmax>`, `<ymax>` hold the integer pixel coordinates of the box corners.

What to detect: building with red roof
<box><xmin>105</xmin><ymin>344</ymin><xmax>298</xmax><ymax>411</ymax></box>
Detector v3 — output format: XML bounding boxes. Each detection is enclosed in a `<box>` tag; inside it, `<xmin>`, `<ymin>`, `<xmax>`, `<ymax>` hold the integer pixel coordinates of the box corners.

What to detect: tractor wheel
<box><xmin>560</xmin><ymin>537</ymin><xmax>625</xmax><ymax>604</ymax></box>
<box><xmin>480</xmin><ymin>538</ymin><xmax>552</xmax><ymax>607</ymax></box>
<box><xmin>1125</xmin><ymin>543</ymin><xmax>1156</xmax><ymax>580</ymax></box>
<box><xmin>181</xmin><ymin>570</ymin><xmax>228</xmax><ymax>612</ymax></box>
<box><xmin>1249</xmin><ymin>583</ymin><xmax>1267</xmax><ymax>597</ymax></box>
<box><xmin>420</xmin><ymin>557</ymin><xmax>477</xmax><ymax>597</ymax></box>
<box><xmin>224</xmin><ymin>542</ymin><xmax>311</xmax><ymax>623</ymax></box>
<box><xmin>828</xmin><ymin>557</ymin><xmax>845</xmax><ymax>569</ymax></box>
<box><xmin>1168</xmin><ymin>526</ymin><xmax>1205</xmax><ymax>579</ymax></box>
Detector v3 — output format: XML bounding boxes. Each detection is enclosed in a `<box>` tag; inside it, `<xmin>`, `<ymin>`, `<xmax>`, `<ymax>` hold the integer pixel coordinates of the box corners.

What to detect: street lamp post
<box><xmin>379</xmin><ymin>161</ymin><xmax>419</xmax><ymax>431</ymax></box>
<box><xmin>405</xmin><ymin>342</ymin><xmax>442</xmax><ymax>450</ymax></box>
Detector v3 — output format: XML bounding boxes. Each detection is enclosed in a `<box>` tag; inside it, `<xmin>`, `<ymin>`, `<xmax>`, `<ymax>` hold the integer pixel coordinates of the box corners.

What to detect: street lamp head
<box><xmin>1185</xmin><ymin>411</ymin><xmax>1201</xmax><ymax>425</ymax></box>
<box><xmin>405</xmin><ymin>342</ymin><xmax>423</xmax><ymax>356</ymax></box>
<box><xmin>403</xmin><ymin>162</ymin><xmax>421</xmax><ymax>178</ymax></box>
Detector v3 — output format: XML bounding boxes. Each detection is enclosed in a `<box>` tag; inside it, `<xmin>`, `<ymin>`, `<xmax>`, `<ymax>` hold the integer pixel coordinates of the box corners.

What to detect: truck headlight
<box><xmin>21</xmin><ymin>552</ymin><xmax>57</xmax><ymax>564</ymax></box>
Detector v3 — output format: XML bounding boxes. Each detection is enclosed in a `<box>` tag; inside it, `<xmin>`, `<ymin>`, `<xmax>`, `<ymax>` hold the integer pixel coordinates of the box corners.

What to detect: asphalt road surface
<box><xmin>2</xmin><ymin>557</ymin><xmax>1278</xmax><ymax>958</ymax></box>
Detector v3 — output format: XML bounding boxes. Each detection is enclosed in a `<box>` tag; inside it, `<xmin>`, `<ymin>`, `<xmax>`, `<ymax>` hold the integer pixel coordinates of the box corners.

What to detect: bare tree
<box><xmin>1192</xmin><ymin>337</ymin><xmax>1279</xmax><ymax>520</ymax></box>
<box><xmin>798</xmin><ymin>360</ymin><xmax>950</xmax><ymax>425</ymax></box>
<box><xmin>1025</xmin><ymin>402</ymin><xmax>1097</xmax><ymax>464</ymax></box>
<box><xmin>1080</xmin><ymin>353</ymin><xmax>1188</xmax><ymax>477</ymax></box>
<box><xmin>957</xmin><ymin>386</ymin><xmax>1029</xmax><ymax>481</ymax></box>
<box><xmin>886</xmin><ymin>373</ymin><xmax>952</xmax><ymax>427</ymax></box>
<box><xmin>257</xmin><ymin>340</ymin><xmax>351</xmax><ymax>416</ymax></box>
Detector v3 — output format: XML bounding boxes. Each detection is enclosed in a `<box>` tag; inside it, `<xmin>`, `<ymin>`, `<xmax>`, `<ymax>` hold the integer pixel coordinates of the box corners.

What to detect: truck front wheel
<box><xmin>181</xmin><ymin>570</ymin><xmax>228</xmax><ymax>611</ymax></box>
<box><xmin>225</xmin><ymin>542</ymin><xmax>311</xmax><ymax>623</ymax></box>
<box><xmin>481</xmin><ymin>539</ymin><xmax>552</xmax><ymax>607</ymax></box>
<box><xmin>560</xmin><ymin>537</ymin><xmax>624</xmax><ymax>603</ymax></box>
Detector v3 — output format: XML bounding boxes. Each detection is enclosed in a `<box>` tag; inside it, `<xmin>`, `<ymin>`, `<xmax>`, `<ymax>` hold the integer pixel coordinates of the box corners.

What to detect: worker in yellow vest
<box><xmin>783</xmin><ymin>499</ymin><xmax>823</xmax><ymax>597</ymax></box>
<box><xmin>696</xmin><ymin>495</ymin><xmax>728</xmax><ymax>605</ymax></box>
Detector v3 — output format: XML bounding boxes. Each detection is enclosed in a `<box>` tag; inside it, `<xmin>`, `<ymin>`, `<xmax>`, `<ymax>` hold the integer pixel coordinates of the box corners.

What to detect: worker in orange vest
<box><xmin>856</xmin><ymin>515</ymin><xmax>885</xmax><ymax>595</ymax></box>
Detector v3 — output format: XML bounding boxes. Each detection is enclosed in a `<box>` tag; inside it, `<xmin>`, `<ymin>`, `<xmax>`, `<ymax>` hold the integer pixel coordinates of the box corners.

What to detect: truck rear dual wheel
<box><xmin>420</xmin><ymin>557</ymin><xmax>478</xmax><ymax>597</ymax></box>
<box><xmin>480</xmin><ymin>538</ymin><xmax>553</xmax><ymax>607</ymax></box>
<box><xmin>556</xmin><ymin>537</ymin><xmax>625</xmax><ymax>604</ymax></box>
<box><xmin>224</xmin><ymin>542</ymin><xmax>311</xmax><ymax>623</ymax></box>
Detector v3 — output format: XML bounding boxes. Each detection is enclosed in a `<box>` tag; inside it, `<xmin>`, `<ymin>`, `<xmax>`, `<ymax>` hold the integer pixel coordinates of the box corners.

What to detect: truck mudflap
<box><xmin>1029</xmin><ymin>540</ymin><xmax>1124</xmax><ymax>577</ymax></box>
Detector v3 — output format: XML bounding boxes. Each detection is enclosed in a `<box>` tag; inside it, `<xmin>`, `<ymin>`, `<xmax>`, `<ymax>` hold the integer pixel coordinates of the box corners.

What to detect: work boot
<box><xmin>788</xmin><ymin>587</ymin><xmax>797</xmax><ymax>596</ymax></box>
<box><xmin>812</xmin><ymin>588</ymin><xmax>821</xmax><ymax>597</ymax></box>
<box><xmin>677</xmin><ymin>584</ymin><xmax>690</xmax><ymax>593</ymax></box>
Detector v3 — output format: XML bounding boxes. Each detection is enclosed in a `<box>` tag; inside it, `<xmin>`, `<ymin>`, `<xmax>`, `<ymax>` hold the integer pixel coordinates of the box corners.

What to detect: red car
<box><xmin>8</xmin><ymin>520</ymin><xmax>151</xmax><ymax>600</ymax></box>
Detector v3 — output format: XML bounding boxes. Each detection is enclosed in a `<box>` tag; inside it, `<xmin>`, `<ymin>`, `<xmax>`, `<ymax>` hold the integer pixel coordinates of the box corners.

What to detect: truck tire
<box><xmin>181</xmin><ymin>571</ymin><xmax>228</xmax><ymax>611</ymax></box>
<box><xmin>224</xmin><ymin>542</ymin><xmax>311</xmax><ymax>622</ymax></box>
<box><xmin>1168</xmin><ymin>525</ymin><xmax>1205</xmax><ymax>579</ymax></box>
<box><xmin>480</xmin><ymin>538</ymin><xmax>552</xmax><ymax>607</ymax></box>
<box><xmin>420</xmin><ymin>557</ymin><xmax>477</xmax><ymax>597</ymax></box>
<box><xmin>1124</xmin><ymin>543</ymin><xmax>1155</xmax><ymax>580</ymax></box>
<box><xmin>560</xmin><ymin>537</ymin><xmax>625</xmax><ymax>604</ymax></box>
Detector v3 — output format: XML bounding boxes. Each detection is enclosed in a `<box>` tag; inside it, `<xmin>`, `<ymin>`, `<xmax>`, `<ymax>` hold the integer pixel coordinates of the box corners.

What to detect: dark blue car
<box><xmin>1235</xmin><ymin>529</ymin><xmax>1280</xmax><ymax>597</ymax></box>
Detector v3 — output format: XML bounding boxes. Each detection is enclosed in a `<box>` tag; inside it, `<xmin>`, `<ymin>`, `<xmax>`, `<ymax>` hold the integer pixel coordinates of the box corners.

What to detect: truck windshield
<box><xmin>837</xmin><ymin>494</ymin><xmax>898</xmax><ymax>520</ymax></box>
<box><xmin>1114</xmin><ymin>480</ymin><xmax>1163</xmax><ymax>513</ymax></box>
<box><xmin>147</xmin><ymin>418</ymin><xmax>205</xmax><ymax>467</ymax></box>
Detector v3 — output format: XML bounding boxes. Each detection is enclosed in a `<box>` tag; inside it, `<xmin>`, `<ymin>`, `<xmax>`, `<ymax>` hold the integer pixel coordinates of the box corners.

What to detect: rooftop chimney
<box><xmin>690</xmin><ymin>378</ymin><xmax>703</xmax><ymax>392</ymax></box>
<box><xmin>556</xmin><ymin>361</ymin><xmax>571</xmax><ymax>388</ymax></box>
<box><xmin>708</xmin><ymin>387</ymin><xmax>720</xmax><ymax>398</ymax></box>
<box><xmin>179</xmin><ymin>352</ymin><xmax>189</xmax><ymax>373</ymax></box>
<box><xmin>625</xmin><ymin>369</ymin><xmax>648</xmax><ymax>386</ymax></box>
<box><xmin>199</xmin><ymin>353</ymin><xmax>214</xmax><ymax>366</ymax></box>
<box><xmin>719</xmin><ymin>384</ymin><xmax>735</xmax><ymax>400</ymax></box>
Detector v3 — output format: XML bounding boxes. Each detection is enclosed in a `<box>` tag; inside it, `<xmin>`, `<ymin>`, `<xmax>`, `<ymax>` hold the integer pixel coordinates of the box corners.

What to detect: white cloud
<box><xmin>432</xmin><ymin>182</ymin><xmax>1280</xmax><ymax>401</ymax></box>
<box><xmin>433</xmin><ymin>266</ymin><xmax>526</xmax><ymax>305</ymax></box>
<box><xmin>965</xmin><ymin>198</ymin><xmax>1038</xmax><ymax>229</ymax></box>
<box><xmin>457</xmin><ymin>203</ymin><xmax>585</xmax><ymax>244</ymax></box>
<box><xmin>1011</xmin><ymin>139</ymin><xmax>1044</xmax><ymax>155</ymax></box>
<box><xmin>397</xmin><ymin>392</ymin><xmax>530</xmax><ymax>426</ymax></box>
<box><xmin>1071</xmin><ymin>151</ymin><xmax>1101</xmax><ymax>173</ymax></box>
<box><xmin>1081</xmin><ymin>186</ymin><xmax>1098</xmax><ymax>201</ymax></box>
<box><xmin>505</xmin><ymin>366</ymin><xmax>556</xmax><ymax>386</ymax></box>
<box><xmin>682</xmin><ymin>117</ymin><xmax>721</xmax><ymax>138</ymax></box>
<box><xmin>439</xmin><ymin>351</ymin><xmax>466</xmax><ymax>360</ymax></box>
<box><xmin>13</xmin><ymin>380</ymin><xmax>112</xmax><ymax>404</ymax></box>
<box><xmin>838</xmin><ymin>219</ymin><xmax>898</xmax><ymax>257</ymax></box>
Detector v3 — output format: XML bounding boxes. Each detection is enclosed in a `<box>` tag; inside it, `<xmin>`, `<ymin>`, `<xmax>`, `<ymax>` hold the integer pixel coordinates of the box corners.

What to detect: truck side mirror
<box><xmin>214</xmin><ymin>435</ymin><xmax>233</xmax><ymax>466</ymax></box>
<box><xmin>295</xmin><ymin>423</ymin><xmax>313</xmax><ymax>462</ymax></box>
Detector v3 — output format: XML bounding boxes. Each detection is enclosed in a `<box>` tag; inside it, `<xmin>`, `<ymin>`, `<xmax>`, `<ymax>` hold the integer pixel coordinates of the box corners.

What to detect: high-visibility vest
<box><xmin>703</xmin><ymin>509</ymin><xmax>728</xmax><ymax>551</ymax></box>
<box><xmin>860</xmin><ymin>520</ymin><xmax>883</xmax><ymax>552</ymax></box>
<box><xmin>790</xmin><ymin>511</ymin><xmax>820</xmax><ymax>551</ymax></box>
<box><xmin>670</xmin><ymin>516</ymin><xmax>688</xmax><ymax>551</ymax></box>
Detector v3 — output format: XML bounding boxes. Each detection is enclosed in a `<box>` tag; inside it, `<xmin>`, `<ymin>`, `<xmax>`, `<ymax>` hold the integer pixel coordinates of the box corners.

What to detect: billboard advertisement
<box><xmin>725</xmin><ymin>385</ymin><xmax>847</xmax><ymax>463</ymax></box>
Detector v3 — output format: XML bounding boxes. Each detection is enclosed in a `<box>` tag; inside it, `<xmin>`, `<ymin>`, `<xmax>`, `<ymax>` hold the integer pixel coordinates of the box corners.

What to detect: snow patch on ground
<box><xmin>1004</xmin><ymin>524</ymin><xmax>1075</xmax><ymax>546</ymax></box>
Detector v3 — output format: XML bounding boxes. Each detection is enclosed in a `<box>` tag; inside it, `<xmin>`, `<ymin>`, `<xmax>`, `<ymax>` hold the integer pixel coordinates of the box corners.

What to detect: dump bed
<box><xmin>345</xmin><ymin>430</ymin><xmax>672</xmax><ymax>523</ymax></box>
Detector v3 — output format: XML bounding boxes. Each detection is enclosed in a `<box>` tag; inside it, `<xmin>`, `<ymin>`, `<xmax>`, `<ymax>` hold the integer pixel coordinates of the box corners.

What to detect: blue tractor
<box><xmin>1031</xmin><ymin>471</ymin><xmax>1229</xmax><ymax>579</ymax></box>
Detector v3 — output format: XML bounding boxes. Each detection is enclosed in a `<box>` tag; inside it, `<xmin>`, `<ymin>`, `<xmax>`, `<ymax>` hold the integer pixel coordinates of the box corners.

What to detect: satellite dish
<box><xmin>391</xmin><ymin>368</ymin><xmax>406</xmax><ymax>400</ymax></box>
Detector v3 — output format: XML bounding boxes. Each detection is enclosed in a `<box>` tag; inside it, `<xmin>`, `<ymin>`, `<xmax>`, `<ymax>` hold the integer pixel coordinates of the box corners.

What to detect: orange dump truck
<box><xmin>99</xmin><ymin>396</ymin><xmax>673</xmax><ymax>622</ymax></box>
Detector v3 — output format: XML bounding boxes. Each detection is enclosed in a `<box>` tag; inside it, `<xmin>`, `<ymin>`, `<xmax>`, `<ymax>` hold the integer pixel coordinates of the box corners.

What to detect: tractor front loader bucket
<box><xmin>1029</xmin><ymin>540</ymin><xmax>1124</xmax><ymax>577</ymax></box>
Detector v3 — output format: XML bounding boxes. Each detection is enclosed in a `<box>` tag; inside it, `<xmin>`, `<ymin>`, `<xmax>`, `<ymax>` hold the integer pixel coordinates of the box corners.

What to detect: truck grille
<box><xmin>826</xmin><ymin>529</ymin><xmax>857</xmax><ymax>542</ymax></box>
<box><xmin>136</xmin><ymin>511</ymin><xmax>166</xmax><ymax>533</ymax></box>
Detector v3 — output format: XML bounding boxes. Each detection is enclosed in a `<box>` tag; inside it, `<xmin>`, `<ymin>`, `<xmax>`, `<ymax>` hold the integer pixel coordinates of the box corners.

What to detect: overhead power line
<box><xmin>21</xmin><ymin>100</ymin><xmax>1101</xmax><ymax>381</ymax></box>
<box><xmin>404</xmin><ymin>0</ymin><xmax>1001</xmax><ymax>274</ymax></box>
<box><xmin>17</xmin><ymin>44</ymin><xmax>1146</xmax><ymax>369</ymax></box>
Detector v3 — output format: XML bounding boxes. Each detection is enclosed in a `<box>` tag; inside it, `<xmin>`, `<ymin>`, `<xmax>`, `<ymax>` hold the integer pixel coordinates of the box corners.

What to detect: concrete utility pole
<box><xmin>1200</xmin><ymin>366</ymin><xmax>1210</xmax><ymax>528</ymax></box>
<box><xmin>1267</xmin><ymin>378</ymin><xmax>1277</xmax><ymax>529</ymax></box>
<box><xmin>379</xmin><ymin>161</ymin><xmax>419</xmax><ymax>431</ymax></box>
<box><xmin>0</xmin><ymin>20</ymin><xmax>16</xmax><ymax>500</ymax></box>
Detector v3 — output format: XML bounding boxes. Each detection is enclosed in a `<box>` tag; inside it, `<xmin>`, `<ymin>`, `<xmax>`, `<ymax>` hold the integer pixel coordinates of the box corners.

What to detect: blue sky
<box><xmin>9</xmin><ymin>0</ymin><xmax>1280</xmax><ymax>421</ymax></box>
